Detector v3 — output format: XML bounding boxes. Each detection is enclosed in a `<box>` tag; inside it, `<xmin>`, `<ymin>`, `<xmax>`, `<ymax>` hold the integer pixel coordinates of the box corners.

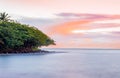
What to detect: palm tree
<box><xmin>0</xmin><ymin>12</ymin><xmax>11</xmax><ymax>21</ymax></box>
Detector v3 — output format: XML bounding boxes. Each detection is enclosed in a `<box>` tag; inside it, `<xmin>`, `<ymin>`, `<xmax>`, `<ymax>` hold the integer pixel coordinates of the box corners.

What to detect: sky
<box><xmin>0</xmin><ymin>0</ymin><xmax>120</xmax><ymax>49</ymax></box>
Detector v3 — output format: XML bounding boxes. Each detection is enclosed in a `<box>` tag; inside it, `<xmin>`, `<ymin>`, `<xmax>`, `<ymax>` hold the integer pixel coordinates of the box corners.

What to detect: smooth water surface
<box><xmin>0</xmin><ymin>48</ymin><xmax>120</xmax><ymax>78</ymax></box>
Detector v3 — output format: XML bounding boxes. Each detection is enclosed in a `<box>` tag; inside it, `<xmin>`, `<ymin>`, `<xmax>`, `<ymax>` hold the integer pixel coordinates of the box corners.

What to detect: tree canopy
<box><xmin>0</xmin><ymin>12</ymin><xmax>55</xmax><ymax>53</ymax></box>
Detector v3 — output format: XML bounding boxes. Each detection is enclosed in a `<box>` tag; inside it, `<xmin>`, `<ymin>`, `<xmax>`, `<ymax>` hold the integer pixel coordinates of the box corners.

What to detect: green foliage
<box><xmin>0</xmin><ymin>21</ymin><xmax>55</xmax><ymax>53</ymax></box>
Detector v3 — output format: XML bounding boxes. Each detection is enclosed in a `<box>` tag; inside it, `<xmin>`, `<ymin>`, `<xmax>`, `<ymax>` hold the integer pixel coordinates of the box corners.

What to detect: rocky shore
<box><xmin>0</xmin><ymin>49</ymin><xmax>55</xmax><ymax>55</ymax></box>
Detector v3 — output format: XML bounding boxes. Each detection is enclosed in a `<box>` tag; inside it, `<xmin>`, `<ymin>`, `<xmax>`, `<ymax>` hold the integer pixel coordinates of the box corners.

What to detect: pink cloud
<box><xmin>43</xmin><ymin>13</ymin><xmax>120</xmax><ymax>49</ymax></box>
<box><xmin>87</xmin><ymin>23</ymin><xmax>120</xmax><ymax>29</ymax></box>
<box><xmin>56</xmin><ymin>13</ymin><xmax>120</xmax><ymax>20</ymax></box>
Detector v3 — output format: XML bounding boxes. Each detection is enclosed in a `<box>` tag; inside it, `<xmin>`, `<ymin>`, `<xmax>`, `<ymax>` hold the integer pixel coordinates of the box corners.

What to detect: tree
<box><xmin>0</xmin><ymin>12</ymin><xmax>11</xmax><ymax>22</ymax></box>
<box><xmin>0</xmin><ymin>12</ymin><xmax>55</xmax><ymax>53</ymax></box>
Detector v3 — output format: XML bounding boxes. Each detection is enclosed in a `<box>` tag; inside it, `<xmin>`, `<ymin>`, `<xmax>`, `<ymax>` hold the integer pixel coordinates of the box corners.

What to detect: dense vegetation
<box><xmin>0</xmin><ymin>12</ymin><xmax>55</xmax><ymax>53</ymax></box>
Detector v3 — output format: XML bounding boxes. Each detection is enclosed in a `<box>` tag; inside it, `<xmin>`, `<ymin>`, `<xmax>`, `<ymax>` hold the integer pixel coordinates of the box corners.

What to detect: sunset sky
<box><xmin>0</xmin><ymin>0</ymin><xmax>120</xmax><ymax>49</ymax></box>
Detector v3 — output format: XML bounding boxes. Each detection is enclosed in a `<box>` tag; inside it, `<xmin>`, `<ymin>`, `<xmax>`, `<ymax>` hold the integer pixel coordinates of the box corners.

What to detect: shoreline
<box><xmin>0</xmin><ymin>50</ymin><xmax>56</xmax><ymax>56</ymax></box>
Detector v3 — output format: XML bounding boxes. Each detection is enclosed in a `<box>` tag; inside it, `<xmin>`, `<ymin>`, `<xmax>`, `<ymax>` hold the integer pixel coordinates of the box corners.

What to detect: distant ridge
<box><xmin>43</xmin><ymin>48</ymin><xmax>120</xmax><ymax>50</ymax></box>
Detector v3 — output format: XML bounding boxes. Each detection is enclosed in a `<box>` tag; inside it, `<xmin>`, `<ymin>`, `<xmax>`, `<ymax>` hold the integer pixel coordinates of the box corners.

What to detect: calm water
<box><xmin>0</xmin><ymin>48</ymin><xmax>120</xmax><ymax>78</ymax></box>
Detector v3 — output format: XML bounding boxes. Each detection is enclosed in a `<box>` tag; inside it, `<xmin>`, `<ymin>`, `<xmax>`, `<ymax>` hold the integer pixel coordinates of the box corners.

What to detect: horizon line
<box><xmin>42</xmin><ymin>48</ymin><xmax>120</xmax><ymax>50</ymax></box>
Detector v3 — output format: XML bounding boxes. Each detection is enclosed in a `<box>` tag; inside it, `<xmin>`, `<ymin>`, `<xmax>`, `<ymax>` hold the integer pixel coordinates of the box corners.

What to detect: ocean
<box><xmin>0</xmin><ymin>48</ymin><xmax>120</xmax><ymax>78</ymax></box>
